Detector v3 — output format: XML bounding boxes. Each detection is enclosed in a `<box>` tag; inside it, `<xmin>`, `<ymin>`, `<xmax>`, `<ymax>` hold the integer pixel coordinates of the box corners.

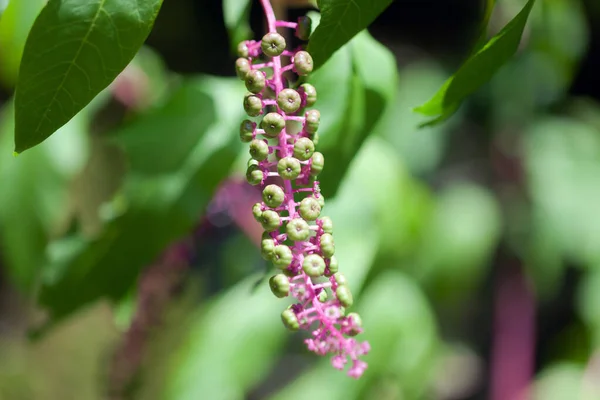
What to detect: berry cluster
<box><xmin>234</xmin><ymin>0</ymin><xmax>370</xmax><ymax>378</ymax></box>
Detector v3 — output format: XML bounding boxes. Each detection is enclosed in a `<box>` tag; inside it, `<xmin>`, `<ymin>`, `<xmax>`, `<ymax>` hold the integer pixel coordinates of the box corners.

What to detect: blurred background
<box><xmin>0</xmin><ymin>0</ymin><xmax>600</xmax><ymax>399</ymax></box>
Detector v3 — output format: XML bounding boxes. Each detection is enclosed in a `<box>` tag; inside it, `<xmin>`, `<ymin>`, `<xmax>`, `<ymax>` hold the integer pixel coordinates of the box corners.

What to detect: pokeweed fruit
<box><xmin>235</xmin><ymin>0</ymin><xmax>370</xmax><ymax>379</ymax></box>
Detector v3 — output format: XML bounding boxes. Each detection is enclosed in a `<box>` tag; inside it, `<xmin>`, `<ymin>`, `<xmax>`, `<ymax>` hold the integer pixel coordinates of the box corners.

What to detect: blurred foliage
<box><xmin>0</xmin><ymin>0</ymin><xmax>599</xmax><ymax>399</ymax></box>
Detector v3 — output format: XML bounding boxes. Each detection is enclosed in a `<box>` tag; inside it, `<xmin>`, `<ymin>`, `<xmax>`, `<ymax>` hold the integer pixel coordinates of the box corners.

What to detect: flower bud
<box><xmin>246</xmin><ymin>164</ymin><xmax>263</xmax><ymax>185</ymax></box>
<box><xmin>272</xmin><ymin>244</ymin><xmax>293</xmax><ymax>269</ymax></box>
<box><xmin>310</xmin><ymin>152</ymin><xmax>324</xmax><ymax>176</ymax></box>
<box><xmin>235</xmin><ymin>58</ymin><xmax>251</xmax><ymax>79</ymax></box>
<box><xmin>243</xmin><ymin>93</ymin><xmax>263</xmax><ymax>117</ymax></box>
<box><xmin>249</xmin><ymin>139</ymin><xmax>269</xmax><ymax>161</ymax></box>
<box><xmin>293</xmin><ymin>137</ymin><xmax>315</xmax><ymax>161</ymax></box>
<box><xmin>302</xmin><ymin>254</ymin><xmax>326</xmax><ymax>277</ymax></box>
<box><xmin>261</xmin><ymin>33</ymin><xmax>286</xmax><ymax>57</ymax></box>
<box><xmin>277</xmin><ymin>157</ymin><xmax>301</xmax><ymax>180</ymax></box>
<box><xmin>294</xmin><ymin>51</ymin><xmax>314</xmax><ymax>76</ymax></box>
<box><xmin>346</xmin><ymin>313</ymin><xmax>363</xmax><ymax>336</ymax></box>
<box><xmin>281</xmin><ymin>308</ymin><xmax>299</xmax><ymax>331</ymax></box>
<box><xmin>245</xmin><ymin>70</ymin><xmax>266</xmax><ymax>94</ymax></box>
<box><xmin>261</xmin><ymin>112</ymin><xmax>286</xmax><ymax>137</ymax></box>
<box><xmin>277</xmin><ymin>89</ymin><xmax>301</xmax><ymax>114</ymax></box>
<box><xmin>295</xmin><ymin>16</ymin><xmax>312</xmax><ymax>41</ymax></box>
<box><xmin>299</xmin><ymin>83</ymin><xmax>317</xmax><ymax>107</ymax></box>
<box><xmin>336</xmin><ymin>285</ymin><xmax>354</xmax><ymax>308</ymax></box>
<box><xmin>298</xmin><ymin>196</ymin><xmax>321</xmax><ymax>221</ymax></box>
<box><xmin>304</xmin><ymin>110</ymin><xmax>320</xmax><ymax>134</ymax></box>
<box><xmin>269</xmin><ymin>274</ymin><xmax>290</xmax><ymax>298</ymax></box>
<box><xmin>286</xmin><ymin>218</ymin><xmax>310</xmax><ymax>242</ymax></box>
<box><xmin>260</xmin><ymin>210</ymin><xmax>281</xmax><ymax>232</ymax></box>
<box><xmin>320</xmin><ymin>233</ymin><xmax>335</xmax><ymax>258</ymax></box>
<box><xmin>239</xmin><ymin>119</ymin><xmax>256</xmax><ymax>142</ymax></box>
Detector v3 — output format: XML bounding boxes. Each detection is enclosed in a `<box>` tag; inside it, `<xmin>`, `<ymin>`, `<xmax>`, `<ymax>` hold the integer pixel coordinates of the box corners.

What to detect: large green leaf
<box><xmin>14</xmin><ymin>0</ymin><xmax>163</xmax><ymax>153</ymax></box>
<box><xmin>413</xmin><ymin>0</ymin><xmax>536</xmax><ymax>125</ymax></box>
<box><xmin>0</xmin><ymin>0</ymin><xmax>46</xmax><ymax>87</ymax></box>
<box><xmin>35</xmin><ymin>77</ymin><xmax>244</xmax><ymax>330</ymax></box>
<box><xmin>307</xmin><ymin>0</ymin><xmax>393</xmax><ymax>69</ymax></box>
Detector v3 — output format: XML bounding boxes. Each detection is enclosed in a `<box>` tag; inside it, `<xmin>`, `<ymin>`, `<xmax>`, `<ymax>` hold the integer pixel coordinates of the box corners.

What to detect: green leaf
<box><xmin>35</xmin><ymin>76</ymin><xmax>244</xmax><ymax>330</ymax></box>
<box><xmin>14</xmin><ymin>0</ymin><xmax>163</xmax><ymax>153</ymax></box>
<box><xmin>413</xmin><ymin>0</ymin><xmax>536</xmax><ymax>125</ymax></box>
<box><xmin>0</xmin><ymin>0</ymin><xmax>46</xmax><ymax>87</ymax></box>
<box><xmin>223</xmin><ymin>0</ymin><xmax>252</xmax><ymax>52</ymax></box>
<box><xmin>307</xmin><ymin>0</ymin><xmax>393</xmax><ymax>69</ymax></box>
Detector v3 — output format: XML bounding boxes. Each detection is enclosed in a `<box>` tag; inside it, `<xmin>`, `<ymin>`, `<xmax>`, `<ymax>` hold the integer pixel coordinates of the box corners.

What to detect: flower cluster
<box><xmin>234</xmin><ymin>0</ymin><xmax>370</xmax><ymax>378</ymax></box>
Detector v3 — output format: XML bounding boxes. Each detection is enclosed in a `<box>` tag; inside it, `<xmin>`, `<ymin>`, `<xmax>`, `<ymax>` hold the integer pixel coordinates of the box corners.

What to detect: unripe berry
<box><xmin>246</xmin><ymin>164</ymin><xmax>263</xmax><ymax>185</ymax></box>
<box><xmin>260</xmin><ymin>210</ymin><xmax>281</xmax><ymax>232</ymax></box>
<box><xmin>277</xmin><ymin>157</ymin><xmax>301</xmax><ymax>180</ymax></box>
<box><xmin>346</xmin><ymin>312</ymin><xmax>363</xmax><ymax>336</ymax></box>
<box><xmin>298</xmin><ymin>196</ymin><xmax>321</xmax><ymax>221</ymax></box>
<box><xmin>249</xmin><ymin>139</ymin><xmax>269</xmax><ymax>161</ymax></box>
<box><xmin>272</xmin><ymin>244</ymin><xmax>293</xmax><ymax>269</ymax></box>
<box><xmin>333</xmin><ymin>272</ymin><xmax>348</xmax><ymax>286</ymax></box>
<box><xmin>298</xmin><ymin>83</ymin><xmax>317</xmax><ymax>107</ymax></box>
<box><xmin>235</xmin><ymin>58</ymin><xmax>251</xmax><ymax>79</ymax></box>
<box><xmin>261</xmin><ymin>112</ymin><xmax>285</xmax><ymax>137</ymax></box>
<box><xmin>269</xmin><ymin>274</ymin><xmax>290</xmax><ymax>298</ymax></box>
<box><xmin>243</xmin><ymin>94</ymin><xmax>263</xmax><ymax>117</ymax></box>
<box><xmin>313</xmin><ymin>194</ymin><xmax>325</xmax><ymax>208</ymax></box>
<box><xmin>286</xmin><ymin>218</ymin><xmax>310</xmax><ymax>241</ymax></box>
<box><xmin>295</xmin><ymin>16</ymin><xmax>312</xmax><ymax>41</ymax></box>
<box><xmin>293</xmin><ymin>137</ymin><xmax>315</xmax><ymax>161</ymax></box>
<box><xmin>310</xmin><ymin>152</ymin><xmax>324</xmax><ymax>176</ymax></box>
<box><xmin>320</xmin><ymin>216</ymin><xmax>333</xmax><ymax>233</ymax></box>
<box><xmin>320</xmin><ymin>233</ymin><xmax>335</xmax><ymax>258</ymax></box>
<box><xmin>302</xmin><ymin>254</ymin><xmax>326</xmax><ymax>277</ymax></box>
<box><xmin>262</xmin><ymin>184</ymin><xmax>285</xmax><ymax>208</ymax></box>
<box><xmin>310</xmin><ymin>132</ymin><xmax>320</xmax><ymax>147</ymax></box>
<box><xmin>318</xmin><ymin>289</ymin><xmax>328</xmax><ymax>302</ymax></box>
<box><xmin>261</xmin><ymin>33</ymin><xmax>286</xmax><ymax>57</ymax></box>
<box><xmin>277</xmin><ymin>89</ymin><xmax>301</xmax><ymax>114</ymax></box>
<box><xmin>237</xmin><ymin>41</ymin><xmax>249</xmax><ymax>58</ymax></box>
<box><xmin>281</xmin><ymin>308</ymin><xmax>299</xmax><ymax>331</ymax></box>
<box><xmin>336</xmin><ymin>285</ymin><xmax>354</xmax><ymax>308</ymax></box>
<box><xmin>304</xmin><ymin>110</ymin><xmax>320</xmax><ymax>134</ymax></box>
<box><xmin>325</xmin><ymin>255</ymin><xmax>339</xmax><ymax>276</ymax></box>
<box><xmin>252</xmin><ymin>202</ymin><xmax>263</xmax><ymax>221</ymax></box>
<box><xmin>261</xmin><ymin>235</ymin><xmax>276</xmax><ymax>260</ymax></box>
<box><xmin>239</xmin><ymin>120</ymin><xmax>256</xmax><ymax>142</ymax></box>
<box><xmin>245</xmin><ymin>70</ymin><xmax>266</xmax><ymax>94</ymax></box>
<box><xmin>294</xmin><ymin>51</ymin><xmax>314</xmax><ymax>76</ymax></box>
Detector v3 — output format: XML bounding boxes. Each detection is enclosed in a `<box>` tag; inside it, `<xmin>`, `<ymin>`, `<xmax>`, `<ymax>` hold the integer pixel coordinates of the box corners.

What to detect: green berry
<box><xmin>336</xmin><ymin>285</ymin><xmax>353</xmax><ymax>308</ymax></box>
<box><xmin>237</xmin><ymin>42</ymin><xmax>249</xmax><ymax>57</ymax></box>
<box><xmin>245</xmin><ymin>70</ymin><xmax>266</xmax><ymax>94</ymax></box>
<box><xmin>320</xmin><ymin>216</ymin><xmax>333</xmax><ymax>233</ymax></box>
<box><xmin>293</xmin><ymin>51</ymin><xmax>314</xmax><ymax>76</ymax></box>
<box><xmin>310</xmin><ymin>132</ymin><xmax>320</xmax><ymax>147</ymax></box>
<box><xmin>261</xmin><ymin>33</ymin><xmax>286</xmax><ymax>57</ymax></box>
<box><xmin>310</xmin><ymin>152</ymin><xmax>324</xmax><ymax>176</ymax></box>
<box><xmin>299</xmin><ymin>83</ymin><xmax>317</xmax><ymax>107</ymax></box>
<box><xmin>272</xmin><ymin>245</ymin><xmax>293</xmax><ymax>269</ymax></box>
<box><xmin>318</xmin><ymin>289</ymin><xmax>328</xmax><ymax>302</ymax></box>
<box><xmin>260</xmin><ymin>210</ymin><xmax>281</xmax><ymax>232</ymax></box>
<box><xmin>286</xmin><ymin>218</ymin><xmax>310</xmax><ymax>241</ymax></box>
<box><xmin>235</xmin><ymin>58</ymin><xmax>251</xmax><ymax>79</ymax></box>
<box><xmin>320</xmin><ymin>233</ymin><xmax>335</xmax><ymax>258</ymax></box>
<box><xmin>261</xmin><ymin>235</ymin><xmax>276</xmax><ymax>260</ymax></box>
<box><xmin>277</xmin><ymin>157</ymin><xmax>301</xmax><ymax>180</ymax></box>
<box><xmin>249</xmin><ymin>139</ymin><xmax>269</xmax><ymax>161</ymax></box>
<box><xmin>281</xmin><ymin>308</ymin><xmax>299</xmax><ymax>331</ymax></box>
<box><xmin>333</xmin><ymin>272</ymin><xmax>347</xmax><ymax>286</ymax></box>
<box><xmin>293</xmin><ymin>137</ymin><xmax>315</xmax><ymax>161</ymax></box>
<box><xmin>262</xmin><ymin>184</ymin><xmax>285</xmax><ymax>208</ymax></box>
<box><xmin>346</xmin><ymin>312</ymin><xmax>362</xmax><ymax>336</ymax></box>
<box><xmin>269</xmin><ymin>274</ymin><xmax>290</xmax><ymax>298</ymax></box>
<box><xmin>261</xmin><ymin>112</ymin><xmax>285</xmax><ymax>137</ymax></box>
<box><xmin>304</xmin><ymin>110</ymin><xmax>320</xmax><ymax>134</ymax></box>
<box><xmin>302</xmin><ymin>254</ymin><xmax>326</xmax><ymax>277</ymax></box>
<box><xmin>313</xmin><ymin>194</ymin><xmax>325</xmax><ymax>208</ymax></box>
<box><xmin>246</xmin><ymin>164</ymin><xmax>263</xmax><ymax>185</ymax></box>
<box><xmin>243</xmin><ymin>93</ymin><xmax>263</xmax><ymax>117</ymax></box>
<box><xmin>326</xmin><ymin>256</ymin><xmax>339</xmax><ymax>276</ymax></box>
<box><xmin>277</xmin><ymin>89</ymin><xmax>301</xmax><ymax>114</ymax></box>
<box><xmin>252</xmin><ymin>202</ymin><xmax>263</xmax><ymax>221</ymax></box>
<box><xmin>298</xmin><ymin>196</ymin><xmax>321</xmax><ymax>221</ymax></box>
<box><xmin>295</xmin><ymin>16</ymin><xmax>312</xmax><ymax>41</ymax></box>
<box><xmin>283</xmin><ymin>268</ymin><xmax>299</xmax><ymax>277</ymax></box>
<box><xmin>239</xmin><ymin>120</ymin><xmax>255</xmax><ymax>142</ymax></box>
